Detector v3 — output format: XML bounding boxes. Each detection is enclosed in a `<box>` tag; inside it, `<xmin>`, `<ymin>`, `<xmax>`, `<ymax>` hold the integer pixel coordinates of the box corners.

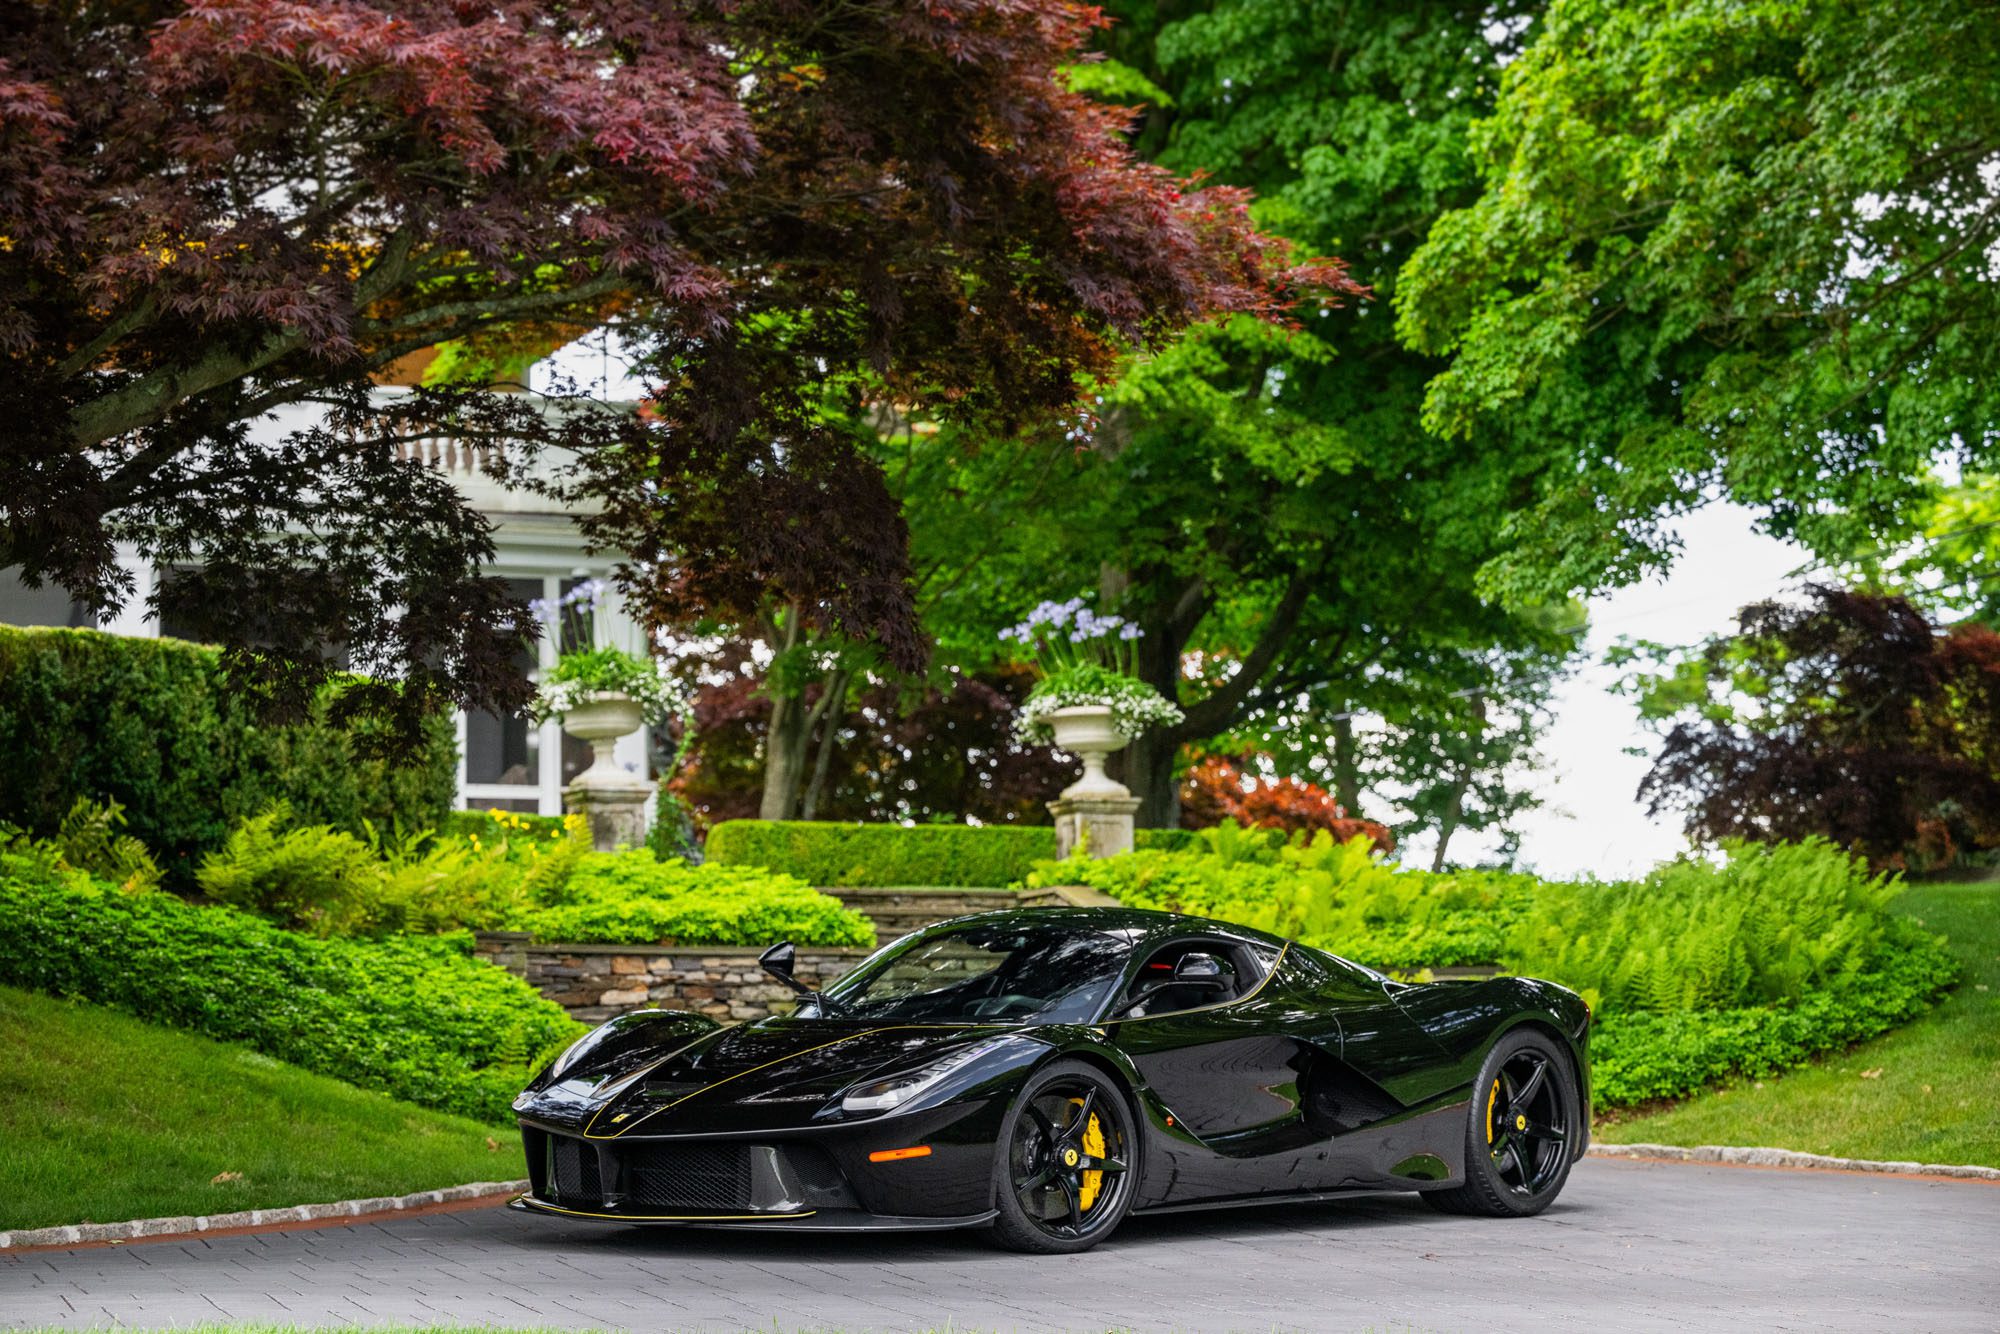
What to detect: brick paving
<box><xmin>3</xmin><ymin>1158</ymin><xmax>1996</xmax><ymax>1332</ymax></box>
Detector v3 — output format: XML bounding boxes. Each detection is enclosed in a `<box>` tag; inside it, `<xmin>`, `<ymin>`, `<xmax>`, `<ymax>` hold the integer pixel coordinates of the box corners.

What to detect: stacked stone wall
<box><xmin>473</xmin><ymin>933</ymin><xmax>870</xmax><ymax>1023</ymax></box>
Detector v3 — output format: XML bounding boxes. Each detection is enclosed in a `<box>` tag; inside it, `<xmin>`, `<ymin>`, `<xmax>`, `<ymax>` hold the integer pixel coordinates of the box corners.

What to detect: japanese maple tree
<box><xmin>0</xmin><ymin>0</ymin><xmax>1347</xmax><ymax>735</ymax></box>
<box><xmin>1624</xmin><ymin>587</ymin><xmax>2000</xmax><ymax>869</ymax></box>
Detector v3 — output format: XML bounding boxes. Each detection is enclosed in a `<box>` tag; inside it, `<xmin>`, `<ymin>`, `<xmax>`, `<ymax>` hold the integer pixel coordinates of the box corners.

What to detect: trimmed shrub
<box><xmin>0</xmin><ymin>626</ymin><xmax>456</xmax><ymax>882</ymax></box>
<box><xmin>0</xmin><ymin>855</ymin><xmax>582</xmax><ymax>1122</ymax></box>
<box><xmin>705</xmin><ymin>819</ymin><xmax>1199</xmax><ymax>887</ymax></box>
<box><xmin>522</xmin><ymin>854</ymin><xmax>876</xmax><ymax>948</ymax></box>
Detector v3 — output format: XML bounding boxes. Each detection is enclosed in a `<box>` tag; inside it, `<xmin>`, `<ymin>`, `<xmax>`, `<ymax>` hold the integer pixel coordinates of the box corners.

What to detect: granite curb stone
<box><xmin>0</xmin><ymin>1178</ymin><xmax>529</xmax><ymax>1249</ymax></box>
<box><xmin>1589</xmin><ymin>1141</ymin><xmax>2000</xmax><ymax>1181</ymax></box>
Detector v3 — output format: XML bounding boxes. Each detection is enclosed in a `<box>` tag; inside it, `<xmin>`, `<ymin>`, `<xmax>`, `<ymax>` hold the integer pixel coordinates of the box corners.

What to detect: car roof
<box><xmin>898</xmin><ymin>904</ymin><xmax>1290</xmax><ymax>952</ymax></box>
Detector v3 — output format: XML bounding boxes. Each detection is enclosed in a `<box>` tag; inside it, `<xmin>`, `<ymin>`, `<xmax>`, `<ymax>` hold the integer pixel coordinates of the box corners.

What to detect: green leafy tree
<box><xmin>1023</xmin><ymin>0</ymin><xmax>1577</xmax><ymax>824</ymax></box>
<box><xmin>697</xmin><ymin>1</ymin><xmax>1603</xmax><ymax>824</ymax></box>
<box><xmin>1398</xmin><ymin>0</ymin><xmax>2000</xmax><ymax>603</ymax></box>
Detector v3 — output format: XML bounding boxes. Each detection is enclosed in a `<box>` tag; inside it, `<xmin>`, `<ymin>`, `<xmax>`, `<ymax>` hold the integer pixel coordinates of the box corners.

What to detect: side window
<box><xmin>1121</xmin><ymin>938</ymin><xmax>1271</xmax><ymax>1017</ymax></box>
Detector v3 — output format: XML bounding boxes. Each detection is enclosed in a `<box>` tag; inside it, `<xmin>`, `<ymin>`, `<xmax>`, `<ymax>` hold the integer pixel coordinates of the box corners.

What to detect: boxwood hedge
<box><xmin>0</xmin><ymin>626</ymin><xmax>456</xmax><ymax>882</ymax></box>
<box><xmin>521</xmin><ymin>854</ymin><xmax>876</xmax><ymax>947</ymax></box>
<box><xmin>705</xmin><ymin>819</ymin><xmax>1200</xmax><ymax>887</ymax></box>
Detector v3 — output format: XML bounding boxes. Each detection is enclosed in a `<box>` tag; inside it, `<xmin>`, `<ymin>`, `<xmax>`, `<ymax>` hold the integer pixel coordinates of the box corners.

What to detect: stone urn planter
<box><xmin>1047</xmin><ymin>704</ymin><xmax>1133</xmax><ymax>800</ymax></box>
<box><xmin>1045</xmin><ymin>704</ymin><xmax>1139</xmax><ymax>858</ymax></box>
<box><xmin>560</xmin><ymin>691</ymin><xmax>654</xmax><ymax>851</ymax></box>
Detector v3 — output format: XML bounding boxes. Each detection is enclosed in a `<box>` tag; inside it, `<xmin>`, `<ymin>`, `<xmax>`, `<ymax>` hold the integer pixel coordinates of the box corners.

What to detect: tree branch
<box><xmin>66</xmin><ymin>228</ymin><xmax>421</xmax><ymax>451</ymax></box>
<box><xmin>1172</xmin><ymin>569</ymin><xmax>1316</xmax><ymax>739</ymax></box>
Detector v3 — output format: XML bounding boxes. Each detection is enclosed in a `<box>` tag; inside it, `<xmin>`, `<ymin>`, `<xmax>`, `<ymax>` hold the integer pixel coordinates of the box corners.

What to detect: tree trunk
<box><xmin>798</xmin><ymin>669</ymin><xmax>850</xmax><ymax>821</ymax></box>
<box><xmin>1429</xmin><ymin>778</ymin><xmax>1468</xmax><ymax>872</ymax></box>
<box><xmin>1121</xmin><ymin>727</ymin><xmax>1183</xmax><ymax>828</ymax></box>
<box><xmin>759</xmin><ymin>687</ymin><xmax>810</xmax><ymax>820</ymax></box>
<box><xmin>1113</xmin><ymin>603</ymin><xmax>1193</xmax><ymax>827</ymax></box>
<box><xmin>1330</xmin><ymin>716</ymin><xmax>1363</xmax><ymax>816</ymax></box>
<box><xmin>1428</xmin><ymin>700</ymin><xmax>1484</xmax><ymax>872</ymax></box>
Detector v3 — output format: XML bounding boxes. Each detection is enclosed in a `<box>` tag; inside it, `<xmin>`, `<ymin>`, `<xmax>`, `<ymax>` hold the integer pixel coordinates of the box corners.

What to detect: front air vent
<box><xmin>548</xmin><ymin>1136</ymin><xmax>603</xmax><ymax>1204</ymax></box>
<box><xmin>623</xmin><ymin>1143</ymin><xmax>755</xmax><ymax>1212</ymax></box>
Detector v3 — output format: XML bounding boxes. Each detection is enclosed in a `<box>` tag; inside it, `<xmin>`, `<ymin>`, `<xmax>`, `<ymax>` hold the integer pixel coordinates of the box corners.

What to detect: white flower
<box><xmin>1012</xmin><ymin>672</ymin><xmax>1183</xmax><ymax>746</ymax></box>
<box><xmin>526</xmin><ymin>649</ymin><xmax>690</xmax><ymax>727</ymax></box>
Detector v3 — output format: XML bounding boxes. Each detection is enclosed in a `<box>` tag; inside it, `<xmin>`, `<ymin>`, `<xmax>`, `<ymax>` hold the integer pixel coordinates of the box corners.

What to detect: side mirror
<box><xmin>760</xmin><ymin>941</ymin><xmax>818</xmax><ymax>1003</ymax></box>
<box><xmin>1173</xmin><ymin>952</ymin><xmax>1230</xmax><ymax>991</ymax></box>
<box><xmin>759</xmin><ymin>941</ymin><xmax>797</xmax><ymax>980</ymax></box>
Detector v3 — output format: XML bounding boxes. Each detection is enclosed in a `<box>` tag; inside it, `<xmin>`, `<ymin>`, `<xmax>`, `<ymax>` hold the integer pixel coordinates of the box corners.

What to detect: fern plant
<box><xmin>42</xmin><ymin>797</ymin><xmax>163</xmax><ymax>892</ymax></box>
<box><xmin>195</xmin><ymin>804</ymin><xmax>384</xmax><ymax>935</ymax></box>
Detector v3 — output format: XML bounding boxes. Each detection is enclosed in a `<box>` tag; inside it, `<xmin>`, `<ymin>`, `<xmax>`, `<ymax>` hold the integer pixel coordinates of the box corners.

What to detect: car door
<box><xmin>1106</xmin><ymin>935</ymin><xmax>1313</xmax><ymax>1143</ymax></box>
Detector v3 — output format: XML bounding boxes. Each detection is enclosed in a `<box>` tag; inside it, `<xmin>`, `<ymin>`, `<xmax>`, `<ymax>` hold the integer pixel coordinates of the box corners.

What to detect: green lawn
<box><xmin>0</xmin><ymin>985</ymin><xmax>521</xmax><ymax>1232</ymax></box>
<box><xmin>1597</xmin><ymin>879</ymin><xmax>2000</xmax><ymax>1168</ymax></box>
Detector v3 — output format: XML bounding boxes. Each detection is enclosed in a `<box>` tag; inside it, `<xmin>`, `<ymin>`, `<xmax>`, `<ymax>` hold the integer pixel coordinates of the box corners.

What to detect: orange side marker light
<box><xmin>868</xmin><ymin>1145</ymin><xmax>933</xmax><ymax>1163</ymax></box>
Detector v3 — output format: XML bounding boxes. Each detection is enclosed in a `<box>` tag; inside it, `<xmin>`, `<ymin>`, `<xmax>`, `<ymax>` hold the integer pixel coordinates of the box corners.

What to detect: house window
<box><xmin>0</xmin><ymin>570</ymin><xmax>97</xmax><ymax>628</ymax></box>
<box><xmin>463</xmin><ymin>576</ymin><xmax>547</xmax><ymax>792</ymax></box>
<box><xmin>459</xmin><ymin>569</ymin><xmax>636</xmax><ymax>817</ymax></box>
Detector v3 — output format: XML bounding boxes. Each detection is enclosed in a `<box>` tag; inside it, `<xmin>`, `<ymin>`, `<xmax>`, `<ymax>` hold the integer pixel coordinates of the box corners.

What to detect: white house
<box><xmin>0</xmin><ymin>343</ymin><xmax>654</xmax><ymax>818</ymax></box>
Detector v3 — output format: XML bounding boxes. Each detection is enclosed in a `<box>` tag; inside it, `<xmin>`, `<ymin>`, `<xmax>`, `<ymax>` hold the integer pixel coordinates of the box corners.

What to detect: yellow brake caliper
<box><xmin>1486</xmin><ymin>1077</ymin><xmax>1500</xmax><ymax>1145</ymax></box>
<box><xmin>1069</xmin><ymin>1097</ymin><xmax>1107</xmax><ymax>1211</ymax></box>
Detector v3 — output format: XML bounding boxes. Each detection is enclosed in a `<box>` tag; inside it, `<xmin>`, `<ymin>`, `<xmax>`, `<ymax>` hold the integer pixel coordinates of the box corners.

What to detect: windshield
<box><xmin>822</xmin><ymin>923</ymin><xmax>1134</xmax><ymax>1024</ymax></box>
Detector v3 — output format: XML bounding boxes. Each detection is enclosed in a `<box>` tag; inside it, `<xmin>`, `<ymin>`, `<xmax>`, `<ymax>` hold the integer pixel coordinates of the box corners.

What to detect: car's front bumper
<box><xmin>514</xmin><ymin>1096</ymin><xmax>1009</xmax><ymax>1226</ymax></box>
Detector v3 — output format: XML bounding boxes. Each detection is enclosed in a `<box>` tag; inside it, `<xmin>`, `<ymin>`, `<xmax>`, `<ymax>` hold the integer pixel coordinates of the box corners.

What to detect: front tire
<box><xmin>988</xmin><ymin>1059</ymin><xmax>1138</xmax><ymax>1253</ymax></box>
<box><xmin>1422</xmin><ymin>1027</ymin><xmax>1579</xmax><ymax>1217</ymax></box>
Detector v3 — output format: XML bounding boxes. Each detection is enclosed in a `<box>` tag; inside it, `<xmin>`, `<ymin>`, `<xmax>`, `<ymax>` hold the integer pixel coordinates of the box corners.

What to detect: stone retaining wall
<box><xmin>473</xmin><ymin>932</ymin><xmax>872</xmax><ymax>1024</ymax></box>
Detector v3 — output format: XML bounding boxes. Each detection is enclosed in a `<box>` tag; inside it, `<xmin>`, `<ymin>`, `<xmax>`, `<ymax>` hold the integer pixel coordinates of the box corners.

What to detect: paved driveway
<box><xmin>5</xmin><ymin>1159</ymin><xmax>1996</xmax><ymax>1332</ymax></box>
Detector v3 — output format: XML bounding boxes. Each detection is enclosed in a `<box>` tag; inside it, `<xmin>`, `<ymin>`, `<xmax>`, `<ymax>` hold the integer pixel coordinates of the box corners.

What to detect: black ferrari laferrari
<box><xmin>510</xmin><ymin>906</ymin><xmax>1590</xmax><ymax>1252</ymax></box>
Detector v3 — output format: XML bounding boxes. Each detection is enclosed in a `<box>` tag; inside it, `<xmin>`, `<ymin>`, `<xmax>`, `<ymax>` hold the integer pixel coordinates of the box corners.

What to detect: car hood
<box><xmin>516</xmin><ymin>1016</ymin><xmax>1031</xmax><ymax>1137</ymax></box>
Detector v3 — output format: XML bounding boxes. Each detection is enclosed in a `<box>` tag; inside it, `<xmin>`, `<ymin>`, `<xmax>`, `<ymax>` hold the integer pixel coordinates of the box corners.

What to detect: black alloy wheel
<box><xmin>988</xmin><ymin>1059</ymin><xmax>1137</xmax><ymax>1253</ymax></box>
<box><xmin>1422</xmin><ymin>1028</ymin><xmax>1578</xmax><ymax>1217</ymax></box>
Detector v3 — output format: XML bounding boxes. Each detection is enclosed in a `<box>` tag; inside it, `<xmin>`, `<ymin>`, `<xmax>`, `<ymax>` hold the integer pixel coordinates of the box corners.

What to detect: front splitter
<box><xmin>509</xmin><ymin>1194</ymin><xmax>997</xmax><ymax>1232</ymax></box>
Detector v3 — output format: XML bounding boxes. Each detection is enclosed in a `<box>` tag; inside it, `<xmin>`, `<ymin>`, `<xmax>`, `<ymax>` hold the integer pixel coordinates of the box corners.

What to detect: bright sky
<box><xmin>1462</xmin><ymin>503</ymin><xmax>1811</xmax><ymax>879</ymax></box>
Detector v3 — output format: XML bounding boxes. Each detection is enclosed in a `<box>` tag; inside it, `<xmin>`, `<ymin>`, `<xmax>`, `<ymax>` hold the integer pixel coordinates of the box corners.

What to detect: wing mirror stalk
<box><xmin>759</xmin><ymin>941</ymin><xmax>849</xmax><ymax>1017</ymax></box>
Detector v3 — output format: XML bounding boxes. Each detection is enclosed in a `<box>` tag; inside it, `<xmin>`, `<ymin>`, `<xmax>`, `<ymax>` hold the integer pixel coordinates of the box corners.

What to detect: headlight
<box><xmin>840</xmin><ymin>1041</ymin><xmax>1006</xmax><ymax>1115</ymax></box>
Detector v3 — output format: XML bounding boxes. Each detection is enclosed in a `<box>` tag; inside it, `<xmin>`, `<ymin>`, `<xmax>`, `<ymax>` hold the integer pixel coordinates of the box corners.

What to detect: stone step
<box><xmin>824</xmin><ymin>886</ymin><xmax>1026</xmax><ymax>939</ymax></box>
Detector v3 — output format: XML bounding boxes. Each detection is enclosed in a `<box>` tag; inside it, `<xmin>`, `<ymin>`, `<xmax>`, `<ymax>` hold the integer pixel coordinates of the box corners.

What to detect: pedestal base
<box><xmin>1049</xmin><ymin>794</ymin><xmax>1140</xmax><ymax>860</ymax></box>
<box><xmin>564</xmin><ymin>780</ymin><xmax>656</xmax><ymax>852</ymax></box>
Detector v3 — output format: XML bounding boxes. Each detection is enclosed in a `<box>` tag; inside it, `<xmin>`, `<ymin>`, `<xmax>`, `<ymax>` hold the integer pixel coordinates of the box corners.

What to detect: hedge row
<box><xmin>705</xmin><ymin>819</ymin><xmax>1200</xmax><ymax>887</ymax></box>
<box><xmin>0</xmin><ymin>853</ymin><xmax>581</xmax><ymax>1123</ymax></box>
<box><xmin>522</xmin><ymin>855</ymin><xmax>875</xmax><ymax>947</ymax></box>
<box><xmin>0</xmin><ymin>626</ymin><xmax>456</xmax><ymax>881</ymax></box>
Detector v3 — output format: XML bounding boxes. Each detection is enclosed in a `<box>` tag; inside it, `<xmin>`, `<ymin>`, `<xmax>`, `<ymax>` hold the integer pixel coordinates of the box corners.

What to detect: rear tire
<box><xmin>1422</xmin><ymin>1027</ymin><xmax>1579</xmax><ymax>1218</ymax></box>
<box><xmin>987</xmin><ymin>1060</ymin><xmax>1138</xmax><ymax>1253</ymax></box>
